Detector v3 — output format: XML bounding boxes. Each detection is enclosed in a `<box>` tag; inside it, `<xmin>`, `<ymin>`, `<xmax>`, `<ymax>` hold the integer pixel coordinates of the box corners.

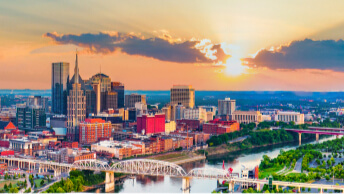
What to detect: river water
<box><xmin>89</xmin><ymin>136</ymin><xmax>336</xmax><ymax>193</ymax></box>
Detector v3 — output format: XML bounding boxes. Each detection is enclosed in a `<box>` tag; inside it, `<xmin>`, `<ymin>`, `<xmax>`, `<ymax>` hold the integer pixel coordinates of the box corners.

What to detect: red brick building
<box><xmin>137</xmin><ymin>114</ymin><xmax>165</xmax><ymax>135</ymax></box>
<box><xmin>68</xmin><ymin>152</ymin><xmax>96</xmax><ymax>163</ymax></box>
<box><xmin>203</xmin><ymin>119</ymin><xmax>240</xmax><ymax>135</ymax></box>
<box><xmin>79</xmin><ymin>119</ymin><xmax>112</xmax><ymax>144</ymax></box>
<box><xmin>176</xmin><ymin>119</ymin><xmax>201</xmax><ymax>131</ymax></box>
<box><xmin>62</xmin><ymin>141</ymin><xmax>79</xmax><ymax>149</ymax></box>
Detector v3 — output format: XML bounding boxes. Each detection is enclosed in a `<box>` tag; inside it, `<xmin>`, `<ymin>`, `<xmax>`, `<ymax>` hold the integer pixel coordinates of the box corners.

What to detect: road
<box><xmin>36</xmin><ymin>177</ymin><xmax>61</xmax><ymax>193</ymax></box>
<box><xmin>293</xmin><ymin>157</ymin><xmax>303</xmax><ymax>173</ymax></box>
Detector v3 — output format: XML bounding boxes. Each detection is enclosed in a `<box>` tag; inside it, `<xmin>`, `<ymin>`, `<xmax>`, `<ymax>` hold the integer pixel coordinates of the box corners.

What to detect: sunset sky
<box><xmin>2</xmin><ymin>0</ymin><xmax>344</xmax><ymax>91</ymax></box>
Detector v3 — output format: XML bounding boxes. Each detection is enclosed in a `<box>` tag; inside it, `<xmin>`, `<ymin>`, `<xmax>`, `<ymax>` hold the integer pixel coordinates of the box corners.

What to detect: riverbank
<box><xmin>82</xmin><ymin>174</ymin><xmax>127</xmax><ymax>192</ymax></box>
<box><xmin>205</xmin><ymin>137</ymin><xmax>316</xmax><ymax>158</ymax></box>
<box><xmin>146</xmin><ymin>152</ymin><xmax>206</xmax><ymax>165</ymax></box>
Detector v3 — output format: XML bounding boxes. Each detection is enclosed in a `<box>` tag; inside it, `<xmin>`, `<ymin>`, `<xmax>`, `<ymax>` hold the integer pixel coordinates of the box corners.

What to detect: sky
<box><xmin>1</xmin><ymin>0</ymin><xmax>344</xmax><ymax>91</ymax></box>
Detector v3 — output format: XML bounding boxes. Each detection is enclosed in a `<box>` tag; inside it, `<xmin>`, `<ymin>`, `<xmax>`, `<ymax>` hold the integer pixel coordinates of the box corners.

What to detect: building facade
<box><xmin>16</xmin><ymin>106</ymin><xmax>46</xmax><ymax>130</ymax></box>
<box><xmin>170</xmin><ymin>85</ymin><xmax>195</xmax><ymax>108</ymax></box>
<box><xmin>203</xmin><ymin>119</ymin><xmax>240</xmax><ymax>135</ymax></box>
<box><xmin>67</xmin><ymin>52</ymin><xmax>86</xmax><ymax>141</ymax></box>
<box><xmin>105</xmin><ymin>91</ymin><xmax>118</xmax><ymax>110</ymax></box>
<box><xmin>111</xmin><ymin>82</ymin><xmax>125</xmax><ymax>108</ymax></box>
<box><xmin>275</xmin><ymin>111</ymin><xmax>305</xmax><ymax>125</ymax></box>
<box><xmin>79</xmin><ymin>119</ymin><xmax>112</xmax><ymax>144</ymax></box>
<box><xmin>231</xmin><ymin>111</ymin><xmax>263</xmax><ymax>124</ymax></box>
<box><xmin>52</xmin><ymin>62</ymin><xmax>70</xmax><ymax>115</ymax></box>
<box><xmin>27</xmin><ymin>96</ymin><xmax>49</xmax><ymax>112</ymax></box>
<box><xmin>218</xmin><ymin>98</ymin><xmax>236</xmax><ymax>116</ymax></box>
<box><xmin>125</xmin><ymin>94</ymin><xmax>146</xmax><ymax>108</ymax></box>
<box><xmin>137</xmin><ymin>114</ymin><xmax>165</xmax><ymax>135</ymax></box>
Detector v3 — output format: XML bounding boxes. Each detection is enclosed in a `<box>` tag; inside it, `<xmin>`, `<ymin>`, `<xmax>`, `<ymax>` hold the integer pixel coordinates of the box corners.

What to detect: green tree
<box><xmin>41</xmin><ymin>179</ymin><xmax>45</xmax><ymax>186</ymax></box>
<box><xmin>4</xmin><ymin>183</ymin><xmax>8</xmax><ymax>191</ymax></box>
<box><xmin>63</xmin><ymin>178</ymin><xmax>74</xmax><ymax>192</ymax></box>
<box><xmin>56</xmin><ymin>187</ymin><xmax>65</xmax><ymax>193</ymax></box>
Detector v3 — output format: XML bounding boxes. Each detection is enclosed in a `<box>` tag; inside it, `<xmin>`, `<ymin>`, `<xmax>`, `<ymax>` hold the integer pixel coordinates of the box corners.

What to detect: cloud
<box><xmin>43</xmin><ymin>31</ymin><xmax>230</xmax><ymax>64</ymax></box>
<box><xmin>244</xmin><ymin>39</ymin><xmax>344</xmax><ymax>71</ymax></box>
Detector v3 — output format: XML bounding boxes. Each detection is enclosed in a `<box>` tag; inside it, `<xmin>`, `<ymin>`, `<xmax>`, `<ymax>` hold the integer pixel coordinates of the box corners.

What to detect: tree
<box><xmin>41</xmin><ymin>179</ymin><xmax>45</xmax><ymax>186</ymax></box>
<box><xmin>63</xmin><ymin>178</ymin><xmax>74</xmax><ymax>192</ymax></box>
<box><xmin>56</xmin><ymin>187</ymin><xmax>65</xmax><ymax>193</ymax></box>
<box><xmin>24</xmin><ymin>179</ymin><xmax>27</xmax><ymax>188</ymax></box>
<box><xmin>4</xmin><ymin>183</ymin><xmax>8</xmax><ymax>191</ymax></box>
<box><xmin>9</xmin><ymin>183</ymin><xmax>12</xmax><ymax>188</ymax></box>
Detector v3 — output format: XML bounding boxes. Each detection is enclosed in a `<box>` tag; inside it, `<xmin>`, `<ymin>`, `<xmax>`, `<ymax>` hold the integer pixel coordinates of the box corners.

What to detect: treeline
<box><xmin>44</xmin><ymin>170</ymin><xmax>107</xmax><ymax>193</ymax></box>
<box><xmin>207</xmin><ymin>128</ymin><xmax>298</xmax><ymax>148</ymax></box>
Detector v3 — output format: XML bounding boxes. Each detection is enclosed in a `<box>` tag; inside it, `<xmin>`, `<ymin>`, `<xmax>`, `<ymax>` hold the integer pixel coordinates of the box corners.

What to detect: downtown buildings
<box><xmin>170</xmin><ymin>85</ymin><xmax>195</xmax><ymax>108</ymax></box>
<box><xmin>66</xmin><ymin>52</ymin><xmax>86</xmax><ymax>141</ymax></box>
<box><xmin>52</xmin><ymin>62</ymin><xmax>69</xmax><ymax>115</ymax></box>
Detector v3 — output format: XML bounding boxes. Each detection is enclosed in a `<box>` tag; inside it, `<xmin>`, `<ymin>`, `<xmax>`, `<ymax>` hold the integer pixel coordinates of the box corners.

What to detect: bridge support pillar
<box><xmin>256</xmin><ymin>183</ymin><xmax>260</xmax><ymax>192</ymax></box>
<box><xmin>298</xmin><ymin>186</ymin><xmax>301</xmax><ymax>193</ymax></box>
<box><xmin>105</xmin><ymin>172</ymin><xmax>115</xmax><ymax>193</ymax></box>
<box><xmin>228</xmin><ymin>181</ymin><xmax>234</xmax><ymax>193</ymax></box>
<box><xmin>276</xmin><ymin>184</ymin><xmax>279</xmax><ymax>192</ymax></box>
<box><xmin>320</xmin><ymin>188</ymin><xmax>323</xmax><ymax>194</ymax></box>
<box><xmin>39</xmin><ymin>167</ymin><xmax>41</xmax><ymax>173</ymax></box>
<box><xmin>316</xmin><ymin>133</ymin><xmax>319</xmax><ymax>142</ymax></box>
<box><xmin>298</xmin><ymin>133</ymin><xmax>302</xmax><ymax>146</ymax></box>
<box><xmin>182</xmin><ymin>177</ymin><xmax>190</xmax><ymax>193</ymax></box>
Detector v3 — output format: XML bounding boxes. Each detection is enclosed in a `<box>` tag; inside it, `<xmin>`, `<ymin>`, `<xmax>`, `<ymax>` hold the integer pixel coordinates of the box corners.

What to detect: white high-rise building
<box><xmin>218</xmin><ymin>98</ymin><xmax>236</xmax><ymax>116</ymax></box>
<box><xmin>67</xmin><ymin>52</ymin><xmax>86</xmax><ymax>141</ymax></box>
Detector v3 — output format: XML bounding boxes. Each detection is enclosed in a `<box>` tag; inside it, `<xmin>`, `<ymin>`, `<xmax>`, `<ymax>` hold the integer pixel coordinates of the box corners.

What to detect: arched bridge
<box><xmin>2</xmin><ymin>157</ymin><xmax>343</xmax><ymax>193</ymax></box>
<box><xmin>71</xmin><ymin>159</ymin><xmax>187</xmax><ymax>177</ymax></box>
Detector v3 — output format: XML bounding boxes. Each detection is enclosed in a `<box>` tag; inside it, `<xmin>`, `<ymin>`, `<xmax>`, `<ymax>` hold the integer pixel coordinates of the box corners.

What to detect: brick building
<box><xmin>203</xmin><ymin>119</ymin><xmax>240</xmax><ymax>135</ymax></box>
<box><xmin>137</xmin><ymin>114</ymin><xmax>165</xmax><ymax>135</ymax></box>
<box><xmin>79</xmin><ymin>119</ymin><xmax>112</xmax><ymax>144</ymax></box>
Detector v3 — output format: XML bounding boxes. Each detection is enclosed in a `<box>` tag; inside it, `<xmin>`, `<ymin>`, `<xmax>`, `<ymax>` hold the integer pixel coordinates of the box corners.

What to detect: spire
<box><xmin>74</xmin><ymin>49</ymin><xmax>79</xmax><ymax>84</ymax></box>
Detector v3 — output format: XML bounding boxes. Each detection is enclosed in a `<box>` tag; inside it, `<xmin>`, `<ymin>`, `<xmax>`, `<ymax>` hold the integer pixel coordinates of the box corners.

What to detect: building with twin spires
<box><xmin>67</xmin><ymin>52</ymin><xmax>86</xmax><ymax>141</ymax></box>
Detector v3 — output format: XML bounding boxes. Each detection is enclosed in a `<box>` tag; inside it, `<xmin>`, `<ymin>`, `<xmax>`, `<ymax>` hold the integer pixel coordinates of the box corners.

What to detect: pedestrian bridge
<box><xmin>1</xmin><ymin>157</ymin><xmax>343</xmax><ymax>193</ymax></box>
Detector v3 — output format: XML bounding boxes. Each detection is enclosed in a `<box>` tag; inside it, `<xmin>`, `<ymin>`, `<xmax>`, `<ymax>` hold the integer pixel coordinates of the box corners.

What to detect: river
<box><xmin>89</xmin><ymin>136</ymin><xmax>337</xmax><ymax>193</ymax></box>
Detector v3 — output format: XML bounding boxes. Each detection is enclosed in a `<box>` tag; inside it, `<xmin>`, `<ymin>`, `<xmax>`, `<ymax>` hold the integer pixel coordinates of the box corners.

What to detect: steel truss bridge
<box><xmin>1</xmin><ymin>157</ymin><xmax>343</xmax><ymax>193</ymax></box>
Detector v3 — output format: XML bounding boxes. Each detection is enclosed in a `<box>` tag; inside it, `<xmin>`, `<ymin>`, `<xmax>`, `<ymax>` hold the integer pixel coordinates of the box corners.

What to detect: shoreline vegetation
<box><xmin>202</xmin><ymin>119</ymin><xmax>339</xmax><ymax>158</ymax></box>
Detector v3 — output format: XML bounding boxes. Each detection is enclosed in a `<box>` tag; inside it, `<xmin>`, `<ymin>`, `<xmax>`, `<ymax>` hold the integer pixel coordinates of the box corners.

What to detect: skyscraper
<box><xmin>218</xmin><ymin>98</ymin><xmax>236</xmax><ymax>116</ymax></box>
<box><xmin>105</xmin><ymin>91</ymin><xmax>118</xmax><ymax>110</ymax></box>
<box><xmin>170</xmin><ymin>85</ymin><xmax>195</xmax><ymax>108</ymax></box>
<box><xmin>89</xmin><ymin>73</ymin><xmax>111</xmax><ymax>92</ymax></box>
<box><xmin>111</xmin><ymin>82</ymin><xmax>124</xmax><ymax>108</ymax></box>
<box><xmin>52</xmin><ymin>62</ymin><xmax>69</xmax><ymax>114</ymax></box>
<box><xmin>67</xmin><ymin>52</ymin><xmax>86</xmax><ymax>141</ymax></box>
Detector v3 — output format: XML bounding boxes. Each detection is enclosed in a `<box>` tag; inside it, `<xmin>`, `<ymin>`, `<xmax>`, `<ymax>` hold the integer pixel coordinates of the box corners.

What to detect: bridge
<box><xmin>272</xmin><ymin>127</ymin><xmax>344</xmax><ymax>145</ymax></box>
<box><xmin>1</xmin><ymin>156</ymin><xmax>343</xmax><ymax>193</ymax></box>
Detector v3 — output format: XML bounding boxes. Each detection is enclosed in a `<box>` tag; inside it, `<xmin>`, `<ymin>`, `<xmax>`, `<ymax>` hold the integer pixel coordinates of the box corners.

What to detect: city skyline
<box><xmin>2</xmin><ymin>0</ymin><xmax>344</xmax><ymax>91</ymax></box>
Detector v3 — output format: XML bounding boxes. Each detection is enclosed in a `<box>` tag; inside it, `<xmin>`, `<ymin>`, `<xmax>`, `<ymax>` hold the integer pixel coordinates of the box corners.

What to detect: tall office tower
<box><xmin>125</xmin><ymin>94</ymin><xmax>146</xmax><ymax>108</ymax></box>
<box><xmin>105</xmin><ymin>91</ymin><xmax>118</xmax><ymax>110</ymax></box>
<box><xmin>89</xmin><ymin>73</ymin><xmax>111</xmax><ymax>111</ymax></box>
<box><xmin>27</xmin><ymin>96</ymin><xmax>49</xmax><ymax>112</ymax></box>
<box><xmin>89</xmin><ymin>73</ymin><xmax>111</xmax><ymax>92</ymax></box>
<box><xmin>67</xmin><ymin>52</ymin><xmax>86</xmax><ymax>141</ymax></box>
<box><xmin>111</xmin><ymin>82</ymin><xmax>124</xmax><ymax>108</ymax></box>
<box><xmin>92</xmin><ymin>83</ymin><xmax>101</xmax><ymax>114</ymax></box>
<box><xmin>170</xmin><ymin>85</ymin><xmax>195</xmax><ymax>108</ymax></box>
<box><xmin>52</xmin><ymin>62</ymin><xmax>69</xmax><ymax>114</ymax></box>
<box><xmin>218</xmin><ymin>98</ymin><xmax>236</xmax><ymax>116</ymax></box>
<box><xmin>85</xmin><ymin>85</ymin><xmax>96</xmax><ymax>117</ymax></box>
